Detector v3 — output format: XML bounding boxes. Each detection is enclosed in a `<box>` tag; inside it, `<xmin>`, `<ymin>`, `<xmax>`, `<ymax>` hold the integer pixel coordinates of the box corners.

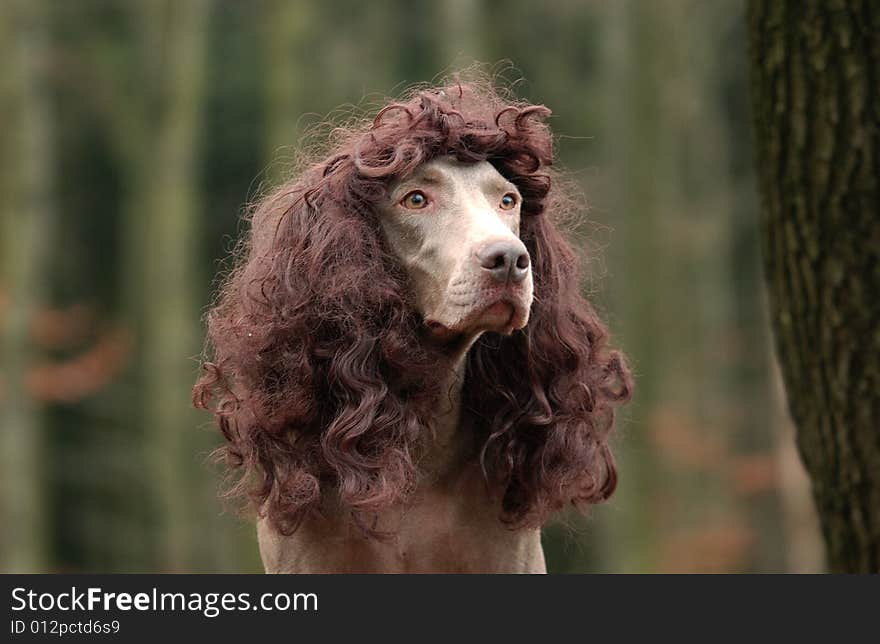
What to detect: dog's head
<box><xmin>194</xmin><ymin>80</ymin><xmax>632</xmax><ymax>535</ymax></box>
<box><xmin>379</xmin><ymin>156</ymin><xmax>533</xmax><ymax>343</ymax></box>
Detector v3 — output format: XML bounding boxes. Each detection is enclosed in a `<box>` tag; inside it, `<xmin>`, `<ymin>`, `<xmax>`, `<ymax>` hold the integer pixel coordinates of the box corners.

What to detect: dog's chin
<box><xmin>425</xmin><ymin>299</ymin><xmax>531</xmax><ymax>346</ymax></box>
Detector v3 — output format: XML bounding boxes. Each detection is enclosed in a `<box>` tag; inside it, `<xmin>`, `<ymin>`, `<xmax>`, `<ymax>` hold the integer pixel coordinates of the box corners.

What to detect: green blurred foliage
<box><xmin>0</xmin><ymin>0</ymin><xmax>823</xmax><ymax>573</ymax></box>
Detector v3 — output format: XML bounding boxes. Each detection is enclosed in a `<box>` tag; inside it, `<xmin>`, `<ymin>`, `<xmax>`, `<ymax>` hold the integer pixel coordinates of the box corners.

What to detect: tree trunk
<box><xmin>747</xmin><ymin>0</ymin><xmax>880</xmax><ymax>573</ymax></box>
<box><xmin>594</xmin><ymin>0</ymin><xmax>666</xmax><ymax>573</ymax></box>
<box><xmin>140</xmin><ymin>0</ymin><xmax>212</xmax><ymax>571</ymax></box>
<box><xmin>263</xmin><ymin>0</ymin><xmax>313</xmax><ymax>179</ymax></box>
<box><xmin>108</xmin><ymin>0</ymin><xmax>212</xmax><ymax>571</ymax></box>
<box><xmin>0</xmin><ymin>0</ymin><xmax>54</xmax><ymax>572</ymax></box>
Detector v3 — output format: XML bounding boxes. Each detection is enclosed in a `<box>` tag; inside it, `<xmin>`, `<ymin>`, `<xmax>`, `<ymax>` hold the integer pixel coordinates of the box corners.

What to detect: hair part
<box><xmin>193</xmin><ymin>76</ymin><xmax>632</xmax><ymax>536</ymax></box>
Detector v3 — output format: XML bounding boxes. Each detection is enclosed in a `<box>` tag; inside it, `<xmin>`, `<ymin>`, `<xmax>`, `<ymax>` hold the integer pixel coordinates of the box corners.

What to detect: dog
<box><xmin>194</xmin><ymin>80</ymin><xmax>632</xmax><ymax>573</ymax></box>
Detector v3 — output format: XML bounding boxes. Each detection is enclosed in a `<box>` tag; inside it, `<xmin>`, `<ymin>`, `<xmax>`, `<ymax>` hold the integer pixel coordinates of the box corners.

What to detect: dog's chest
<box><xmin>391</xmin><ymin>486</ymin><xmax>530</xmax><ymax>573</ymax></box>
<box><xmin>257</xmin><ymin>477</ymin><xmax>546</xmax><ymax>573</ymax></box>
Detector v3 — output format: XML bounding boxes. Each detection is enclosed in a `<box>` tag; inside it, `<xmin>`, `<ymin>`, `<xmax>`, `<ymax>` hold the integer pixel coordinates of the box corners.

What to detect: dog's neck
<box><xmin>257</xmin><ymin>334</ymin><xmax>546</xmax><ymax>573</ymax></box>
<box><xmin>418</xmin><ymin>342</ymin><xmax>471</xmax><ymax>480</ymax></box>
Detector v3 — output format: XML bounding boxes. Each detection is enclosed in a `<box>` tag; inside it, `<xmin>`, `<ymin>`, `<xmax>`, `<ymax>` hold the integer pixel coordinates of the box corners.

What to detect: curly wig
<box><xmin>193</xmin><ymin>79</ymin><xmax>632</xmax><ymax>536</ymax></box>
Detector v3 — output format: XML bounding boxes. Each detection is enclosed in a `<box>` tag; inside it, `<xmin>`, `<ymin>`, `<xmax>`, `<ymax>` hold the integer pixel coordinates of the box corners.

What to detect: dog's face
<box><xmin>378</xmin><ymin>157</ymin><xmax>534</xmax><ymax>342</ymax></box>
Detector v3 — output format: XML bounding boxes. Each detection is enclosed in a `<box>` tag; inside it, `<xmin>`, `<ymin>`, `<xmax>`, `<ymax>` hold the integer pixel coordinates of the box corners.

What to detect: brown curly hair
<box><xmin>193</xmin><ymin>78</ymin><xmax>632</xmax><ymax>536</ymax></box>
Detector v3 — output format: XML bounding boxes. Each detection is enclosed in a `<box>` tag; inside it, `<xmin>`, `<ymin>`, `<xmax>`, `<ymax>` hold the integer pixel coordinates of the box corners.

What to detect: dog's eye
<box><xmin>500</xmin><ymin>193</ymin><xmax>518</xmax><ymax>210</ymax></box>
<box><xmin>401</xmin><ymin>190</ymin><xmax>429</xmax><ymax>210</ymax></box>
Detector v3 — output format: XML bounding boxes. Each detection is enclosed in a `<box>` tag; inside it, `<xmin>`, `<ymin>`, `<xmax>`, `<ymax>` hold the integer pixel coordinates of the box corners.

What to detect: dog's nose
<box><xmin>476</xmin><ymin>240</ymin><xmax>530</xmax><ymax>283</ymax></box>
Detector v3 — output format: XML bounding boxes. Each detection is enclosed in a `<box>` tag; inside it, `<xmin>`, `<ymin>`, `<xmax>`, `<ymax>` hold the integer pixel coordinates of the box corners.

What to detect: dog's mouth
<box><xmin>477</xmin><ymin>301</ymin><xmax>516</xmax><ymax>327</ymax></box>
<box><xmin>425</xmin><ymin>297</ymin><xmax>528</xmax><ymax>344</ymax></box>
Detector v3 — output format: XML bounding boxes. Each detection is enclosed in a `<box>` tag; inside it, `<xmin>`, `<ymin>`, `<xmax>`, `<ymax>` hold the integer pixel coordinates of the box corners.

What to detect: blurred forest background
<box><xmin>1</xmin><ymin>0</ymin><xmax>825</xmax><ymax>573</ymax></box>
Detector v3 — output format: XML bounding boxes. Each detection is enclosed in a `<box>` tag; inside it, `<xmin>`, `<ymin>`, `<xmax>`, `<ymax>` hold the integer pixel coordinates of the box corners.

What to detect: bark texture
<box><xmin>747</xmin><ymin>0</ymin><xmax>880</xmax><ymax>572</ymax></box>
